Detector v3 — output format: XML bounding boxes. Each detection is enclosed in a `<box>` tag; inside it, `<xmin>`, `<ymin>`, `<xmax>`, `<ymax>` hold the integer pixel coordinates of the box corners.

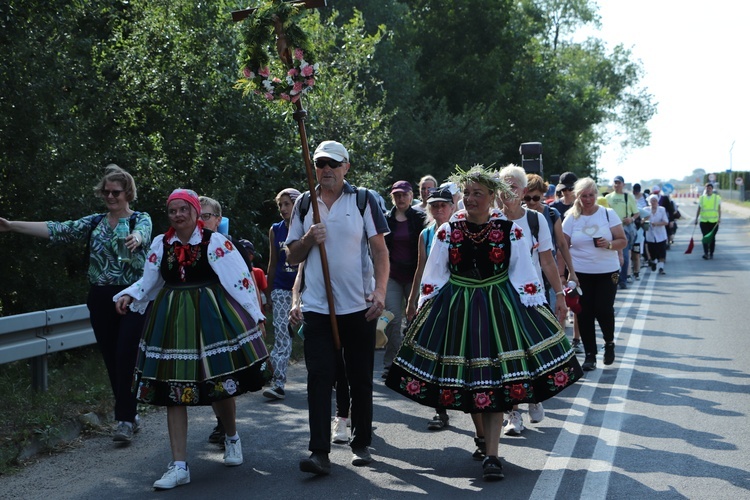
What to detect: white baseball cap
<box><xmin>313</xmin><ymin>140</ymin><xmax>349</xmax><ymax>163</ymax></box>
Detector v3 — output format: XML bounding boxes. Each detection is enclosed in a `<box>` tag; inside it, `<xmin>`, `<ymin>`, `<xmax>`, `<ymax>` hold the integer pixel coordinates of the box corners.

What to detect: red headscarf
<box><xmin>164</xmin><ymin>188</ymin><xmax>204</xmax><ymax>244</ymax></box>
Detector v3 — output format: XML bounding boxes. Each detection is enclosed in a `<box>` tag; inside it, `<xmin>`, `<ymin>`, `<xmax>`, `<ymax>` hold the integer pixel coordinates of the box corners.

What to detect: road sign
<box><xmin>736</xmin><ymin>177</ymin><xmax>744</xmax><ymax>186</ymax></box>
<box><xmin>708</xmin><ymin>173</ymin><xmax>717</xmax><ymax>181</ymax></box>
<box><xmin>662</xmin><ymin>183</ymin><xmax>674</xmax><ymax>195</ymax></box>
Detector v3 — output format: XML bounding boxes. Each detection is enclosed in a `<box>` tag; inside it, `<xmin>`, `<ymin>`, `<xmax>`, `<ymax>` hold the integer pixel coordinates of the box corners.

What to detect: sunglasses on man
<box><xmin>314</xmin><ymin>158</ymin><xmax>344</xmax><ymax>169</ymax></box>
<box><xmin>523</xmin><ymin>195</ymin><xmax>542</xmax><ymax>202</ymax></box>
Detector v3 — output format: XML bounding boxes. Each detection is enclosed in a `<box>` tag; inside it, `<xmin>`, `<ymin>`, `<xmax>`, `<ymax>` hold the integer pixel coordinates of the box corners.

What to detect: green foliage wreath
<box><xmin>236</xmin><ymin>0</ymin><xmax>319</xmax><ymax>103</ymax></box>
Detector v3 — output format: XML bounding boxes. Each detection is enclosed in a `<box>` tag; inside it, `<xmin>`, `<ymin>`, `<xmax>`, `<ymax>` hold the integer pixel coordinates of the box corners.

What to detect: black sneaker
<box><xmin>650</xmin><ymin>260</ymin><xmax>658</xmax><ymax>270</ymax></box>
<box><xmin>702</xmin><ymin>254</ymin><xmax>709</xmax><ymax>260</ymax></box>
<box><xmin>299</xmin><ymin>452</ymin><xmax>331</xmax><ymax>475</ymax></box>
<box><xmin>582</xmin><ymin>354</ymin><xmax>597</xmax><ymax>371</ymax></box>
<box><xmin>208</xmin><ymin>421</ymin><xmax>225</xmax><ymax>444</ymax></box>
<box><xmin>472</xmin><ymin>437</ymin><xmax>486</xmax><ymax>461</ymax></box>
<box><xmin>603</xmin><ymin>343</ymin><xmax>615</xmax><ymax>365</ymax></box>
<box><xmin>427</xmin><ymin>412</ymin><xmax>449</xmax><ymax>430</ymax></box>
<box><xmin>482</xmin><ymin>456</ymin><xmax>504</xmax><ymax>481</ymax></box>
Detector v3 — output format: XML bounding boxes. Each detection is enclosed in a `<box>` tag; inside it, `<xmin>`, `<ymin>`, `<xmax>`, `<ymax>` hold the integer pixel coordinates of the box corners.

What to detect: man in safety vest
<box><xmin>695</xmin><ymin>182</ymin><xmax>722</xmax><ymax>259</ymax></box>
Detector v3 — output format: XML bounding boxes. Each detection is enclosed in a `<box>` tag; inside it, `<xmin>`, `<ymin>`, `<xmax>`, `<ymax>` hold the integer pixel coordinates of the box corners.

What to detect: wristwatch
<box><xmin>607</xmin><ymin>241</ymin><xmax>613</xmax><ymax>250</ymax></box>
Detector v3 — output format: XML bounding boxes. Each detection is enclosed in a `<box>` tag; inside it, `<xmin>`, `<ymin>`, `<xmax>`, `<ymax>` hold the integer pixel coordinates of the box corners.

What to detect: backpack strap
<box><xmin>298</xmin><ymin>187</ymin><xmax>368</xmax><ymax>224</ymax></box>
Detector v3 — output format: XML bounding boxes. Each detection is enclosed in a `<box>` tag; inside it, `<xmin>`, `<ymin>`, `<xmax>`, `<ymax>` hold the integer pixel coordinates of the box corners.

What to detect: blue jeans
<box><xmin>619</xmin><ymin>225</ymin><xmax>636</xmax><ymax>284</ymax></box>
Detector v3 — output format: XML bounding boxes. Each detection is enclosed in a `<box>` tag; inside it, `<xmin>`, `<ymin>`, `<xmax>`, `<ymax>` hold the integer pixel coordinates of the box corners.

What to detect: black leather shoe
<box><xmin>582</xmin><ymin>354</ymin><xmax>597</xmax><ymax>371</ymax></box>
<box><xmin>299</xmin><ymin>452</ymin><xmax>331</xmax><ymax>475</ymax></box>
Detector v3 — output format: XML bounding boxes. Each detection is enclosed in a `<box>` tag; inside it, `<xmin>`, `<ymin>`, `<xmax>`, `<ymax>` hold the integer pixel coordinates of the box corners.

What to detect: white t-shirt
<box><xmin>562</xmin><ymin>206</ymin><xmax>621</xmax><ymax>274</ymax></box>
<box><xmin>502</xmin><ymin>209</ymin><xmax>553</xmax><ymax>288</ymax></box>
<box><xmin>286</xmin><ymin>182</ymin><xmax>389</xmax><ymax>315</ymax></box>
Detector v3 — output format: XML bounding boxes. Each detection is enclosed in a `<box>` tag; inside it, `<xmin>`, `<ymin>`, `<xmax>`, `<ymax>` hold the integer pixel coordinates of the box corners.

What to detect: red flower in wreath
<box><xmin>489</xmin><ymin>247</ymin><xmax>505</xmax><ymax>264</ymax></box>
<box><xmin>422</xmin><ymin>283</ymin><xmax>435</xmax><ymax>295</ymax></box>
<box><xmin>242</xmin><ymin>278</ymin><xmax>250</xmax><ymax>289</ymax></box>
<box><xmin>451</xmin><ymin>229</ymin><xmax>464</xmax><ymax>243</ymax></box>
<box><xmin>508</xmin><ymin>383</ymin><xmax>527</xmax><ymax>400</ymax></box>
<box><xmin>439</xmin><ymin>389</ymin><xmax>456</xmax><ymax>406</ymax></box>
<box><xmin>215</xmin><ymin>247</ymin><xmax>225</xmax><ymax>258</ymax></box>
<box><xmin>553</xmin><ymin>370</ymin><xmax>570</xmax><ymax>387</ymax></box>
<box><xmin>449</xmin><ymin>248</ymin><xmax>462</xmax><ymax>265</ymax></box>
<box><xmin>148</xmin><ymin>253</ymin><xmax>158</xmax><ymax>264</ymax></box>
<box><xmin>524</xmin><ymin>283</ymin><xmax>538</xmax><ymax>295</ymax></box>
<box><xmin>437</xmin><ymin>228</ymin><xmax>447</xmax><ymax>241</ymax></box>
<box><xmin>513</xmin><ymin>227</ymin><xmax>524</xmax><ymax>239</ymax></box>
<box><xmin>224</xmin><ymin>240</ymin><xmax>234</xmax><ymax>251</ymax></box>
<box><xmin>489</xmin><ymin>229</ymin><xmax>504</xmax><ymax>243</ymax></box>
<box><xmin>474</xmin><ymin>392</ymin><xmax>493</xmax><ymax>409</ymax></box>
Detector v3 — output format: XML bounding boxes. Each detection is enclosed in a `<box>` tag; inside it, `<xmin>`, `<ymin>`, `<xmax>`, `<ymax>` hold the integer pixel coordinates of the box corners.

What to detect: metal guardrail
<box><xmin>0</xmin><ymin>304</ymin><xmax>95</xmax><ymax>391</ymax></box>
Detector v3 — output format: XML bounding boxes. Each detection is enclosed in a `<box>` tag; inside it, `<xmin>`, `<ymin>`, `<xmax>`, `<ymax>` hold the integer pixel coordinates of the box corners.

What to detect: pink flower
<box><xmin>305</xmin><ymin>78</ymin><xmax>315</xmax><ymax>87</ymax></box>
<box><xmin>215</xmin><ymin>248</ymin><xmax>224</xmax><ymax>258</ymax></box>
<box><xmin>148</xmin><ymin>253</ymin><xmax>158</xmax><ymax>264</ymax></box>
<box><xmin>272</xmin><ymin>77</ymin><xmax>282</xmax><ymax>83</ymax></box>
<box><xmin>242</xmin><ymin>278</ymin><xmax>250</xmax><ymax>289</ymax></box>
<box><xmin>291</xmin><ymin>94</ymin><xmax>301</xmax><ymax>103</ymax></box>
<box><xmin>264</xmin><ymin>92</ymin><xmax>274</xmax><ymax>100</ymax></box>
<box><xmin>524</xmin><ymin>283</ymin><xmax>538</xmax><ymax>294</ymax></box>
<box><xmin>514</xmin><ymin>227</ymin><xmax>523</xmax><ymax>239</ymax></box>
<box><xmin>451</xmin><ymin>229</ymin><xmax>464</xmax><ymax>243</ymax></box>
<box><xmin>301</xmin><ymin>64</ymin><xmax>314</xmax><ymax>77</ymax></box>
<box><xmin>553</xmin><ymin>370</ymin><xmax>569</xmax><ymax>387</ymax></box>
<box><xmin>258</xmin><ymin>67</ymin><xmax>271</xmax><ymax>77</ymax></box>
<box><xmin>422</xmin><ymin>283</ymin><xmax>434</xmax><ymax>295</ymax></box>
<box><xmin>294</xmin><ymin>48</ymin><xmax>304</xmax><ymax>61</ymax></box>
<box><xmin>449</xmin><ymin>248</ymin><xmax>461</xmax><ymax>265</ymax></box>
<box><xmin>437</xmin><ymin>229</ymin><xmax>447</xmax><ymax>241</ymax></box>
<box><xmin>489</xmin><ymin>229</ymin><xmax>503</xmax><ymax>243</ymax></box>
<box><xmin>280</xmin><ymin>93</ymin><xmax>291</xmax><ymax>101</ymax></box>
<box><xmin>474</xmin><ymin>392</ymin><xmax>492</xmax><ymax>409</ymax></box>
<box><xmin>224</xmin><ymin>241</ymin><xmax>234</xmax><ymax>250</ymax></box>
<box><xmin>242</xmin><ymin>67</ymin><xmax>253</xmax><ymax>78</ymax></box>
<box><xmin>405</xmin><ymin>378</ymin><xmax>422</xmax><ymax>395</ymax></box>
<box><xmin>292</xmin><ymin>81</ymin><xmax>304</xmax><ymax>93</ymax></box>
<box><xmin>287</xmin><ymin>68</ymin><xmax>299</xmax><ymax>77</ymax></box>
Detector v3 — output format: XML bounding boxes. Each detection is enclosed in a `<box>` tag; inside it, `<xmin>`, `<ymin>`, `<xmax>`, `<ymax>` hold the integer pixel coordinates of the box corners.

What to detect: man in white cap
<box><xmin>286</xmin><ymin>140</ymin><xmax>390</xmax><ymax>475</ymax></box>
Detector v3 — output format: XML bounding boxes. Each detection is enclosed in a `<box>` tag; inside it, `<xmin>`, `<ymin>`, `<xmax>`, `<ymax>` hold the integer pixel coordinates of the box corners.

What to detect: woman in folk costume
<box><xmin>386</xmin><ymin>165</ymin><xmax>582</xmax><ymax>481</ymax></box>
<box><xmin>114</xmin><ymin>188</ymin><xmax>268</xmax><ymax>490</ymax></box>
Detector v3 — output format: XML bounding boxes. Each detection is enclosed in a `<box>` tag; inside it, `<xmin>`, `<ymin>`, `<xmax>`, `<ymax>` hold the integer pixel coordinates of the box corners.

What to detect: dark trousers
<box><xmin>303</xmin><ymin>310</ymin><xmax>375</xmax><ymax>453</ymax></box>
<box><xmin>700</xmin><ymin>221</ymin><xmax>719</xmax><ymax>256</ymax></box>
<box><xmin>577</xmin><ymin>272</ymin><xmax>618</xmax><ymax>356</ymax></box>
<box><xmin>334</xmin><ymin>349</ymin><xmax>350</xmax><ymax>419</ymax></box>
<box><xmin>87</xmin><ymin>285</ymin><xmax>146</xmax><ymax>423</ymax></box>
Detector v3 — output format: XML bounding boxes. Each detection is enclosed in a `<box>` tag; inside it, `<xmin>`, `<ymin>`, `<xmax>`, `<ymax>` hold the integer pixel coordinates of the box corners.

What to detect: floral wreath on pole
<box><xmin>236</xmin><ymin>0</ymin><xmax>319</xmax><ymax>103</ymax></box>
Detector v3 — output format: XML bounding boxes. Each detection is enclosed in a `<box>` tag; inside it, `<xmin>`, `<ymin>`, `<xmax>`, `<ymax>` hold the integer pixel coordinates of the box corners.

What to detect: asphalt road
<box><xmin>3</xmin><ymin>200</ymin><xmax>750</xmax><ymax>499</ymax></box>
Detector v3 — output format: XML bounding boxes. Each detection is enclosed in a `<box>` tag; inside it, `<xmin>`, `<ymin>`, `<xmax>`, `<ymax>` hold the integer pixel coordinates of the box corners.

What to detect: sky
<box><xmin>584</xmin><ymin>1</ymin><xmax>750</xmax><ymax>187</ymax></box>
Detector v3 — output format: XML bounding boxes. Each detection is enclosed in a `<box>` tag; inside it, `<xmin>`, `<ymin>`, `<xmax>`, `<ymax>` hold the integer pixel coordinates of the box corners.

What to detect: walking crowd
<box><xmin>0</xmin><ymin>143</ymin><xmax>723</xmax><ymax>489</ymax></box>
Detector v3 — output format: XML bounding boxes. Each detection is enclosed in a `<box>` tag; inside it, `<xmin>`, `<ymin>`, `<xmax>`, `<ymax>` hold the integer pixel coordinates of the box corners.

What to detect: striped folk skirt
<box><xmin>133</xmin><ymin>281</ymin><xmax>269</xmax><ymax>406</ymax></box>
<box><xmin>386</xmin><ymin>273</ymin><xmax>583</xmax><ymax>413</ymax></box>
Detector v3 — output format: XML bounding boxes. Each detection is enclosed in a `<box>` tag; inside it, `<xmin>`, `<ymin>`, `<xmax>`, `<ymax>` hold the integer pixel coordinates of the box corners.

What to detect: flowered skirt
<box><xmin>133</xmin><ymin>281</ymin><xmax>269</xmax><ymax>406</ymax></box>
<box><xmin>385</xmin><ymin>272</ymin><xmax>582</xmax><ymax>413</ymax></box>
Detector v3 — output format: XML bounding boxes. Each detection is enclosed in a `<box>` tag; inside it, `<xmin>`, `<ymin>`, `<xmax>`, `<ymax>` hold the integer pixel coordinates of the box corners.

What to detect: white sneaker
<box><xmin>503</xmin><ymin>410</ymin><xmax>524</xmax><ymax>436</ymax></box>
<box><xmin>153</xmin><ymin>462</ymin><xmax>190</xmax><ymax>489</ymax></box>
<box><xmin>223</xmin><ymin>437</ymin><xmax>244</xmax><ymax>466</ymax></box>
<box><xmin>331</xmin><ymin>417</ymin><xmax>349</xmax><ymax>444</ymax></box>
<box><xmin>528</xmin><ymin>403</ymin><xmax>545</xmax><ymax>423</ymax></box>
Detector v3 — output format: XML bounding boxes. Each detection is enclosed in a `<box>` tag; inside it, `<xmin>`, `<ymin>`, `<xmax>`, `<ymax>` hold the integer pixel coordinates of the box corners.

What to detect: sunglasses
<box><xmin>101</xmin><ymin>189</ymin><xmax>123</xmax><ymax>197</ymax></box>
<box><xmin>314</xmin><ymin>158</ymin><xmax>343</xmax><ymax>169</ymax></box>
<box><xmin>523</xmin><ymin>195</ymin><xmax>541</xmax><ymax>202</ymax></box>
<box><xmin>560</xmin><ymin>187</ymin><xmax>574</xmax><ymax>192</ymax></box>
<box><xmin>200</xmin><ymin>213</ymin><xmax>219</xmax><ymax>221</ymax></box>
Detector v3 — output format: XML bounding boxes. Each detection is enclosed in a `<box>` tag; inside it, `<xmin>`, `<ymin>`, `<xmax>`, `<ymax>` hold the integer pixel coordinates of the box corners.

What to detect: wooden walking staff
<box><xmin>232</xmin><ymin>0</ymin><xmax>342</xmax><ymax>349</ymax></box>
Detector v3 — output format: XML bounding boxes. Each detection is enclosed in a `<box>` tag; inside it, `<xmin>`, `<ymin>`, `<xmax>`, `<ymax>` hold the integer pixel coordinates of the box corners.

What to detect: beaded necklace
<box><xmin>460</xmin><ymin>219</ymin><xmax>494</xmax><ymax>244</ymax></box>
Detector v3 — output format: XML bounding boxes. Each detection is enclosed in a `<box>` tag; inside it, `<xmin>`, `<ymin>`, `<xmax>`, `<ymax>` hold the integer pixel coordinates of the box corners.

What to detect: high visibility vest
<box><xmin>698</xmin><ymin>194</ymin><xmax>720</xmax><ymax>223</ymax></box>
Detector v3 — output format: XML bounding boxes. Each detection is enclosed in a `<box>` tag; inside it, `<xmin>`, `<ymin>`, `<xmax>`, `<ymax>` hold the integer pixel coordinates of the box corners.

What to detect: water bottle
<box><xmin>115</xmin><ymin>218</ymin><xmax>131</xmax><ymax>263</ymax></box>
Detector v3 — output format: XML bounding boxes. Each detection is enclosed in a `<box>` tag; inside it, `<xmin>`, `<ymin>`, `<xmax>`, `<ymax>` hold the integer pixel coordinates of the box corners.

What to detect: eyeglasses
<box><xmin>200</xmin><ymin>213</ymin><xmax>219</xmax><ymax>221</ymax></box>
<box><xmin>101</xmin><ymin>189</ymin><xmax>123</xmax><ymax>197</ymax></box>
<box><xmin>561</xmin><ymin>187</ymin><xmax>574</xmax><ymax>192</ymax></box>
<box><xmin>523</xmin><ymin>195</ymin><xmax>541</xmax><ymax>202</ymax></box>
<box><xmin>314</xmin><ymin>158</ymin><xmax>343</xmax><ymax>169</ymax></box>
